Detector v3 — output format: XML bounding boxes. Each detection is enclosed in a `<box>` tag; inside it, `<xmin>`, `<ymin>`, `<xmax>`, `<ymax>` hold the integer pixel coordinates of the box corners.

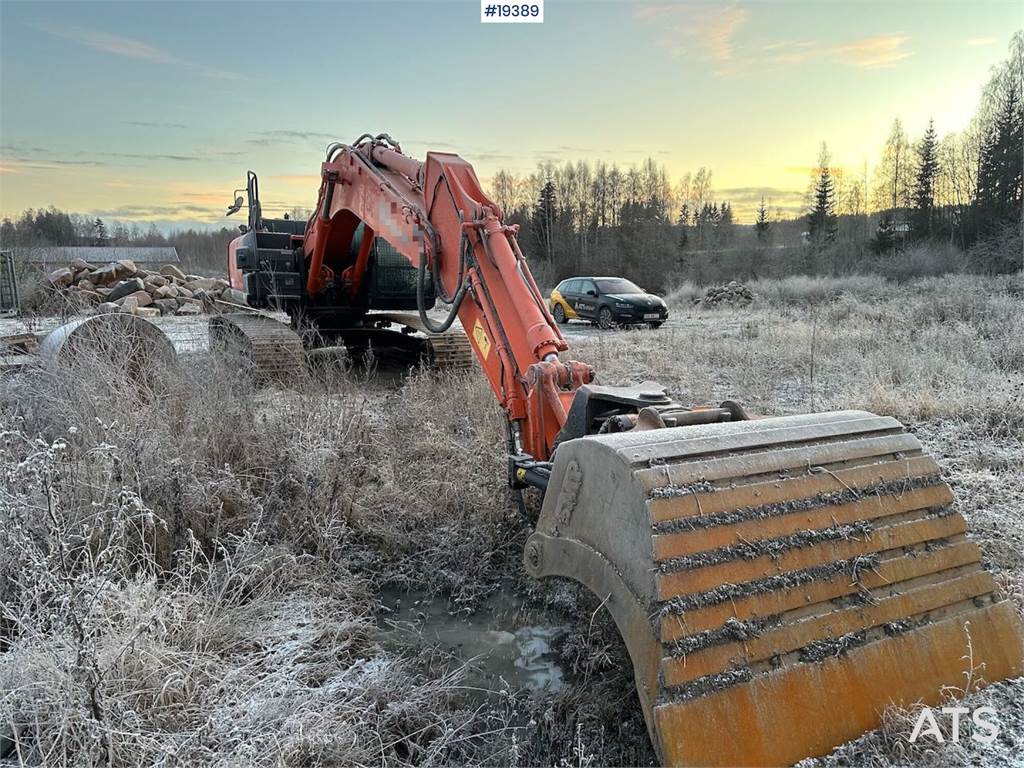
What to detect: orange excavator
<box><xmin>225</xmin><ymin>134</ymin><xmax>1023</xmax><ymax>766</ymax></box>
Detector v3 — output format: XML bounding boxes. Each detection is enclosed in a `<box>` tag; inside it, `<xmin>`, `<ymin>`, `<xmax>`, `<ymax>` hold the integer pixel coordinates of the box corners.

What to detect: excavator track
<box><xmin>371</xmin><ymin>312</ymin><xmax>476</xmax><ymax>371</ymax></box>
<box><xmin>526</xmin><ymin>410</ymin><xmax>1024</xmax><ymax>767</ymax></box>
<box><xmin>208</xmin><ymin>313</ymin><xmax>305</xmax><ymax>382</ymax></box>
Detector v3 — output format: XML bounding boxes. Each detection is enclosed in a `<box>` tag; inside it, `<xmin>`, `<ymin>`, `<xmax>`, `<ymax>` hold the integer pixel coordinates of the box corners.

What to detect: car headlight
<box><xmin>614</xmin><ymin>302</ymin><xmax>632</xmax><ymax>309</ymax></box>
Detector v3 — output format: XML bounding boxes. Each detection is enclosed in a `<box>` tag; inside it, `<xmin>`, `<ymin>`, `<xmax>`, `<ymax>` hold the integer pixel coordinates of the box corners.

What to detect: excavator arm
<box><xmin>301</xmin><ymin>135</ymin><xmax>1024</xmax><ymax>767</ymax></box>
<box><xmin>302</xmin><ymin>134</ymin><xmax>593</xmax><ymax>465</ymax></box>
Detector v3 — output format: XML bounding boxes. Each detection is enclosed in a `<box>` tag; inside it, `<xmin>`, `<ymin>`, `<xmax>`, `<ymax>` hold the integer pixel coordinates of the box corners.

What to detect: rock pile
<box><xmin>696</xmin><ymin>281</ymin><xmax>754</xmax><ymax>307</ymax></box>
<box><xmin>46</xmin><ymin>259</ymin><xmax>246</xmax><ymax>317</ymax></box>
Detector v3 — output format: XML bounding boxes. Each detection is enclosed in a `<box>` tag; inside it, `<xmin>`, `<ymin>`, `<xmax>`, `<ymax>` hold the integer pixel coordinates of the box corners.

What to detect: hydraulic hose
<box><xmin>417</xmin><ymin>234</ymin><xmax>468</xmax><ymax>333</ymax></box>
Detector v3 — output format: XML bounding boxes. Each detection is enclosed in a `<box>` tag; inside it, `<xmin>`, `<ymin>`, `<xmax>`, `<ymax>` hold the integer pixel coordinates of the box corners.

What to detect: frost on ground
<box><xmin>2</xmin><ymin>273</ymin><xmax>1023</xmax><ymax>766</ymax></box>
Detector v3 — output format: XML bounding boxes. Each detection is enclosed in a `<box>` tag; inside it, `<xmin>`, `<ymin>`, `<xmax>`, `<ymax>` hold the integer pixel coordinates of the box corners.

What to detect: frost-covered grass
<box><xmin>2</xmin><ymin>273</ymin><xmax>1022</xmax><ymax>766</ymax></box>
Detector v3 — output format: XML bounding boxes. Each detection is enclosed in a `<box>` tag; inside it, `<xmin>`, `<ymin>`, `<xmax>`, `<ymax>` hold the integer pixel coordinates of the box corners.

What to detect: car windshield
<box><xmin>596</xmin><ymin>278</ymin><xmax>642</xmax><ymax>294</ymax></box>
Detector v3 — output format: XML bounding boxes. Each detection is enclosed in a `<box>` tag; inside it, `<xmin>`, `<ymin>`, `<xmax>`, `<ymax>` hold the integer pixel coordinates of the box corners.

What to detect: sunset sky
<box><xmin>1</xmin><ymin>0</ymin><xmax>1019</xmax><ymax>228</ymax></box>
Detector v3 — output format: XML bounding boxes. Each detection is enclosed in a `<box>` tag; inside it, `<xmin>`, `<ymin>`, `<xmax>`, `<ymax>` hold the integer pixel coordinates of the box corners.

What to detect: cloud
<box><xmin>90</xmin><ymin>204</ymin><xmax>221</xmax><ymax>219</ymax></box>
<box><xmin>760</xmin><ymin>40</ymin><xmax>820</xmax><ymax>65</ymax></box>
<box><xmin>100</xmin><ymin>152</ymin><xmax>202</xmax><ymax>162</ymax></box>
<box><xmin>964</xmin><ymin>36</ymin><xmax>996</xmax><ymax>47</ymax></box>
<box><xmin>246</xmin><ymin>130</ymin><xmax>339</xmax><ymax>147</ymax></box>
<box><xmin>717</xmin><ymin>186</ymin><xmax>805</xmax><ymax>206</ymax></box>
<box><xmin>635</xmin><ymin>5</ymin><xmax>914</xmax><ymax>75</ymax></box>
<box><xmin>122</xmin><ymin>120</ymin><xmax>187</xmax><ymax>129</ymax></box>
<box><xmin>35</xmin><ymin>21</ymin><xmax>244</xmax><ymax>81</ymax></box>
<box><xmin>760</xmin><ymin>33</ymin><xmax>913</xmax><ymax>70</ymax></box>
<box><xmin>275</xmin><ymin>174</ymin><xmax>321</xmax><ymax>186</ymax></box>
<box><xmin>405</xmin><ymin>140</ymin><xmax>461</xmax><ymax>150</ymax></box>
<box><xmin>635</xmin><ymin>3</ymin><xmax>748</xmax><ymax>68</ymax></box>
<box><xmin>830</xmin><ymin>33</ymin><xmax>913</xmax><ymax>69</ymax></box>
<box><xmin>0</xmin><ymin>158</ymin><xmax>108</xmax><ymax>172</ymax></box>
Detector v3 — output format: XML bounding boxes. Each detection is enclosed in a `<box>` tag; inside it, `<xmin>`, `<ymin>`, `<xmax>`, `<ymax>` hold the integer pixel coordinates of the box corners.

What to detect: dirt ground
<box><xmin>2</xmin><ymin>273</ymin><xmax>1022</xmax><ymax>766</ymax></box>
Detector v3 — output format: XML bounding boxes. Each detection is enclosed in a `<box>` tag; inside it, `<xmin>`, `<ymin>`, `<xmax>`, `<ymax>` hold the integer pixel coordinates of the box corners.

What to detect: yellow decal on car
<box><xmin>472</xmin><ymin>318</ymin><xmax>492</xmax><ymax>359</ymax></box>
<box><xmin>551</xmin><ymin>290</ymin><xmax>577</xmax><ymax>319</ymax></box>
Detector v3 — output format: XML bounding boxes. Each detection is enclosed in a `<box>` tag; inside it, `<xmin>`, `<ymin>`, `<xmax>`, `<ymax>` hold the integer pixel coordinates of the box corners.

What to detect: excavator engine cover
<box><xmin>525</xmin><ymin>409</ymin><xmax>1024</xmax><ymax>766</ymax></box>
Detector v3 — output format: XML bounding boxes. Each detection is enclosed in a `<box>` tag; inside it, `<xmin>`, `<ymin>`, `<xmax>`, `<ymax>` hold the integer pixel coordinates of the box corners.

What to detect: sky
<box><xmin>0</xmin><ymin>0</ymin><xmax>1020</xmax><ymax>228</ymax></box>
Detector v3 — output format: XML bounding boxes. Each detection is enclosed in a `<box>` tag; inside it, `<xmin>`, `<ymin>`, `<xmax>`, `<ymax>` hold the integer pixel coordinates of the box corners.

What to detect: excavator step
<box><xmin>525</xmin><ymin>410</ymin><xmax>1024</xmax><ymax>767</ymax></box>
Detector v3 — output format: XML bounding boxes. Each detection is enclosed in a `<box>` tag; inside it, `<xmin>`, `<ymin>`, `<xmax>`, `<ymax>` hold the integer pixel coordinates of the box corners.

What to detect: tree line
<box><xmin>805</xmin><ymin>30</ymin><xmax>1022</xmax><ymax>273</ymax></box>
<box><xmin>0</xmin><ymin>210</ymin><xmax>236</xmax><ymax>274</ymax></box>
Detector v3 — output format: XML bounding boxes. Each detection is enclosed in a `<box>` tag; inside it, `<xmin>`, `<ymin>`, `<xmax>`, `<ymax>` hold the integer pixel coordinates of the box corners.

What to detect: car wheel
<box><xmin>598</xmin><ymin>306</ymin><xmax>615</xmax><ymax>329</ymax></box>
<box><xmin>552</xmin><ymin>303</ymin><xmax>567</xmax><ymax>324</ymax></box>
<box><xmin>648</xmin><ymin>321</ymin><xmax>663</xmax><ymax>329</ymax></box>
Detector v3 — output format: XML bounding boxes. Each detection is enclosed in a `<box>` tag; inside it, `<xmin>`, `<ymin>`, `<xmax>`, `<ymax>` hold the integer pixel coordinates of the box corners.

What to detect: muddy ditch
<box><xmin>376</xmin><ymin>584</ymin><xmax>573</xmax><ymax>699</ymax></box>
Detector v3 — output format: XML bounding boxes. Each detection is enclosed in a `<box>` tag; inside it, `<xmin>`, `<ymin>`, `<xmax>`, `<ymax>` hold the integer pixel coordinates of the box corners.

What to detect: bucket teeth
<box><xmin>525</xmin><ymin>410</ymin><xmax>1024</xmax><ymax>767</ymax></box>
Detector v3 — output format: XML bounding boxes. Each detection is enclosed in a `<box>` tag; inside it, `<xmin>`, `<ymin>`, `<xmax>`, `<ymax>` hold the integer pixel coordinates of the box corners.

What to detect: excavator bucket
<box><xmin>525</xmin><ymin>410</ymin><xmax>1024</xmax><ymax>766</ymax></box>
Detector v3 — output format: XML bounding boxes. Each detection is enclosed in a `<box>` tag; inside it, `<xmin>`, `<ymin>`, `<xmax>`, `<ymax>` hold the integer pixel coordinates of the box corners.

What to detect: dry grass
<box><xmin>2</xmin><ymin>272</ymin><xmax>1023</xmax><ymax>766</ymax></box>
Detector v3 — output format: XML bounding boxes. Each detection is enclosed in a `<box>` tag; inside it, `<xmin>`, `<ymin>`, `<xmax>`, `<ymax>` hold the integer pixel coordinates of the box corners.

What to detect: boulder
<box><xmin>153</xmin><ymin>284</ymin><xmax>177</xmax><ymax>300</ymax></box>
<box><xmin>186</xmin><ymin>277</ymin><xmax>229</xmax><ymax>292</ymax></box>
<box><xmin>96</xmin><ymin>286</ymin><xmax>112</xmax><ymax>298</ymax></box>
<box><xmin>153</xmin><ymin>299</ymin><xmax>179</xmax><ymax>315</ymax></box>
<box><xmin>96</xmin><ymin>302</ymin><xmax>120</xmax><ymax>314</ymax></box>
<box><xmin>47</xmin><ymin>267</ymin><xmax>74</xmax><ymax>288</ymax></box>
<box><xmin>176</xmin><ymin>287</ymin><xmax>193</xmax><ymax>299</ymax></box>
<box><xmin>127</xmin><ymin>290</ymin><xmax>154</xmax><ymax>308</ymax></box>
<box><xmin>175</xmin><ymin>302</ymin><xmax>202</xmax><ymax>316</ymax></box>
<box><xmin>120</xmin><ymin>296</ymin><xmax>139</xmax><ymax>313</ymax></box>
<box><xmin>70</xmin><ymin>257</ymin><xmax>95</xmax><ymax>273</ymax></box>
<box><xmin>134</xmin><ymin>306</ymin><xmax>160</xmax><ymax>318</ymax></box>
<box><xmin>145</xmin><ymin>274</ymin><xmax>169</xmax><ymax>288</ymax></box>
<box><xmin>75</xmin><ymin>289</ymin><xmax>102</xmax><ymax>304</ymax></box>
<box><xmin>89</xmin><ymin>264</ymin><xmax>120</xmax><ymax>285</ymax></box>
<box><xmin>108</xmin><ymin>277</ymin><xmax>146</xmax><ymax>302</ymax></box>
<box><xmin>77</xmin><ymin>279</ymin><xmax>96</xmax><ymax>293</ymax></box>
<box><xmin>135</xmin><ymin>268</ymin><xmax>151</xmax><ymax>279</ymax></box>
<box><xmin>115</xmin><ymin>259</ymin><xmax>138</xmax><ymax>277</ymax></box>
<box><xmin>160</xmin><ymin>264</ymin><xmax>187</xmax><ymax>282</ymax></box>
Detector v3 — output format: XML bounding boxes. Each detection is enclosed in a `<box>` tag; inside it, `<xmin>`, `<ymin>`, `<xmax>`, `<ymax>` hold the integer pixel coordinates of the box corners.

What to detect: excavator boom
<box><xmin>302</xmin><ymin>135</ymin><xmax>1024</xmax><ymax>766</ymax></box>
<box><xmin>302</xmin><ymin>135</ymin><xmax>590</xmax><ymax>460</ymax></box>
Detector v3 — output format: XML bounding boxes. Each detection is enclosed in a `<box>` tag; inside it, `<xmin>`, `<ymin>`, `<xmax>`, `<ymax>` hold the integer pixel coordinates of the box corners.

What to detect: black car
<box><xmin>551</xmin><ymin>276</ymin><xmax>669</xmax><ymax>329</ymax></box>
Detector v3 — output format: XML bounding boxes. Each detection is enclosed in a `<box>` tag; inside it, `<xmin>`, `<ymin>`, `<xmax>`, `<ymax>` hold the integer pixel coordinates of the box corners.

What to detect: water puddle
<box><xmin>378</xmin><ymin>585</ymin><xmax>571</xmax><ymax>695</ymax></box>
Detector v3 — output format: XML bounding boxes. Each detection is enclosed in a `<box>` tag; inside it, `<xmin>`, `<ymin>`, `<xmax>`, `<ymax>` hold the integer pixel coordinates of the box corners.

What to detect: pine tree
<box><xmin>911</xmin><ymin>120</ymin><xmax>940</xmax><ymax>240</ymax></box>
<box><xmin>718</xmin><ymin>202</ymin><xmax>734</xmax><ymax>244</ymax></box>
<box><xmin>754</xmin><ymin>197</ymin><xmax>772</xmax><ymax>243</ymax></box>
<box><xmin>807</xmin><ymin>143</ymin><xmax>837</xmax><ymax>244</ymax></box>
<box><xmin>92</xmin><ymin>217</ymin><xmax>108</xmax><ymax>246</ymax></box>
<box><xmin>677</xmin><ymin>203</ymin><xmax>690</xmax><ymax>250</ymax></box>
<box><xmin>532</xmin><ymin>180</ymin><xmax>557</xmax><ymax>262</ymax></box>
<box><xmin>976</xmin><ymin>84</ymin><xmax>1023</xmax><ymax>232</ymax></box>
